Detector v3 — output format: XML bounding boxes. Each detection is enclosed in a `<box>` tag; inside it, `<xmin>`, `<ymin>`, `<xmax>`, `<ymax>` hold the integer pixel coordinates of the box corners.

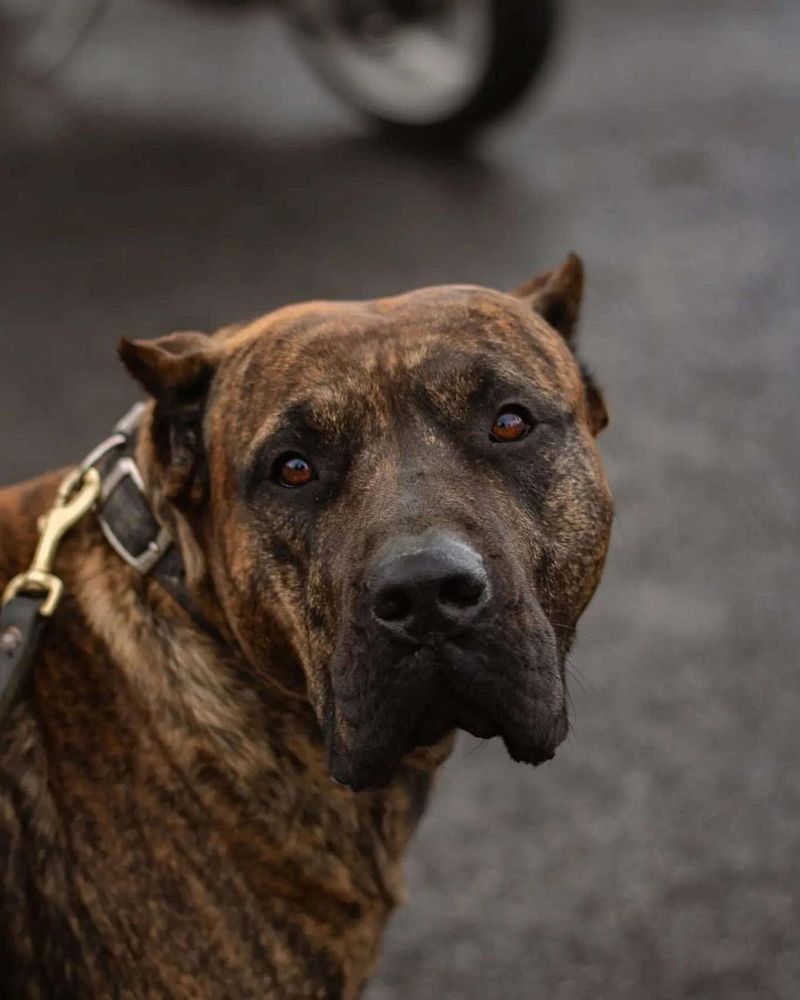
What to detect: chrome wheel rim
<box><xmin>287</xmin><ymin>0</ymin><xmax>493</xmax><ymax>125</ymax></box>
<box><xmin>0</xmin><ymin>0</ymin><xmax>106</xmax><ymax>76</ymax></box>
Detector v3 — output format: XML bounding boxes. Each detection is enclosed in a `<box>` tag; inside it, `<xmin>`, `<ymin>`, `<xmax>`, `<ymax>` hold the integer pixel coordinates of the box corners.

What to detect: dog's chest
<box><xmin>0</xmin><ymin>664</ymin><xmax>419</xmax><ymax>999</ymax></box>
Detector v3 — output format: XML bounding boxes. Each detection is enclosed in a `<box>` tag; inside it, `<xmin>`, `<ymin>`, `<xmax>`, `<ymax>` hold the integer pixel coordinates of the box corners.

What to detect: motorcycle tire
<box><xmin>287</xmin><ymin>0</ymin><xmax>558</xmax><ymax>142</ymax></box>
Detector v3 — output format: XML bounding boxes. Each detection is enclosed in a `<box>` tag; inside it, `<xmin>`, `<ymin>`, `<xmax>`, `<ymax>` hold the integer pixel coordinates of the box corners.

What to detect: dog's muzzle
<box><xmin>324</xmin><ymin>526</ymin><xmax>568</xmax><ymax>791</ymax></box>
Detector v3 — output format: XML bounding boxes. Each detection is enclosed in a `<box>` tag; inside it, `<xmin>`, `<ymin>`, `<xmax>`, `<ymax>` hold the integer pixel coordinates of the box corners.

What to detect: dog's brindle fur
<box><xmin>0</xmin><ymin>256</ymin><xmax>612</xmax><ymax>998</ymax></box>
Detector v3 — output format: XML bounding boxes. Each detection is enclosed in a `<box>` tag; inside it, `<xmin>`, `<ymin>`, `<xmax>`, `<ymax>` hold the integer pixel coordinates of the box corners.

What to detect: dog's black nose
<box><xmin>368</xmin><ymin>531</ymin><xmax>490</xmax><ymax>641</ymax></box>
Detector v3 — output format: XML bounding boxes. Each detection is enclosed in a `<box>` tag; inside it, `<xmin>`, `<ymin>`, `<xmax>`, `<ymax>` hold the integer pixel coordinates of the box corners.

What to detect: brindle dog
<box><xmin>0</xmin><ymin>254</ymin><xmax>612</xmax><ymax>998</ymax></box>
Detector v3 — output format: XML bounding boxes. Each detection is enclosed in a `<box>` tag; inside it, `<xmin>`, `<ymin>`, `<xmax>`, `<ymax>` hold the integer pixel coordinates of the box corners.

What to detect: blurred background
<box><xmin>1</xmin><ymin>1</ymin><xmax>798</xmax><ymax>997</ymax></box>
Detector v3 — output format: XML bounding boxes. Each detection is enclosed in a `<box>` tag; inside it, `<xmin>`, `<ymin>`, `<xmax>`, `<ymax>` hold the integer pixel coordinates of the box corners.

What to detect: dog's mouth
<box><xmin>325</xmin><ymin>634</ymin><xmax>567</xmax><ymax>791</ymax></box>
<box><xmin>409</xmin><ymin>690</ymin><xmax>500</xmax><ymax>747</ymax></box>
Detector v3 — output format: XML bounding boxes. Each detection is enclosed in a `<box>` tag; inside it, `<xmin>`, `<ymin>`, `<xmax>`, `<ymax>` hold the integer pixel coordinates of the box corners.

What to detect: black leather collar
<box><xmin>91</xmin><ymin>403</ymin><xmax>193</xmax><ymax>617</ymax></box>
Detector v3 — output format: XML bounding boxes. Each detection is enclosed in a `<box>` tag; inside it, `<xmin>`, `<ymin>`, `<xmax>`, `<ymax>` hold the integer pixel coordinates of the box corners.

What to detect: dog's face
<box><xmin>122</xmin><ymin>255</ymin><xmax>612</xmax><ymax>790</ymax></box>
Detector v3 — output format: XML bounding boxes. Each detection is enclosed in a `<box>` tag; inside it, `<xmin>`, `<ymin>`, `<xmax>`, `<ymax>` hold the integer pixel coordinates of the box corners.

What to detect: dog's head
<box><xmin>121</xmin><ymin>255</ymin><xmax>612</xmax><ymax>790</ymax></box>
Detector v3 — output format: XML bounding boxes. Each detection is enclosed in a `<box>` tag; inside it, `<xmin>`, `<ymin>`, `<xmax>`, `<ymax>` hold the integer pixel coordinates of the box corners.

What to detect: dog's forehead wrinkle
<box><xmin>217</xmin><ymin>290</ymin><xmax>580</xmax><ymax>422</ymax></box>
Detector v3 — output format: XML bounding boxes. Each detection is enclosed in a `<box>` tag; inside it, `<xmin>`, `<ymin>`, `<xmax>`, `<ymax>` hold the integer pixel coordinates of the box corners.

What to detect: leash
<box><xmin>0</xmin><ymin>467</ymin><xmax>100</xmax><ymax>718</ymax></box>
<box><xmin>0</xmin><ymin>403</ymin><xmax>189</xmax><ymax>723</ymax></box>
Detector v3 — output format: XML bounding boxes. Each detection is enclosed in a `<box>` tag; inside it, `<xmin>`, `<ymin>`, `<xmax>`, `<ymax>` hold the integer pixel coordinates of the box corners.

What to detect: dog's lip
<box><xmin>436</xmin><ymin>685</ymin><xmax>500</xmax><ymax>740</ymax></box>
<box><xmin>326</xmin><ymin>626</ymin><xmax>565</xmax><ymax>787</ymax></box>
<box><xmin>391</xmin><ymin>641</ymin><xmax>524</xmax><ymax>746</ymax></box>
<box><xmin>435</xmin><ymin>644</ymin><xmax>567</xmax><ymax>762</ymax></box>
<box><xmin>404</xmin><ymin>732</ymin><xmax>456</xmax><ymax>770</ymax></box>
<box><xmin>405</xmin><ymin>684</ymin><xmax>499</xmax><ymax>749</ymax></box>
<box><xmin>456</xmin><ymin>705</ymin><xmax>501</xmax><ymax>741</ymax></box>
<box><xmin>328</xmin><ymin>752</ymin><xmax>405</xmax><ymax>792</ymax></box>
<box><xmin>502</xmin><ymin>735</ymin><xmax>558</xmax><ymax>766</ymax></box>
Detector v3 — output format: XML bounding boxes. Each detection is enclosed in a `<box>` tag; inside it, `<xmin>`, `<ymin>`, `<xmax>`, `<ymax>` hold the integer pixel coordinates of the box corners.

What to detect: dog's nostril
<box><xmin>369</xmin><ymin>532</ymin><xmax>490</xmax><ymax>638</ymax></box>
<box><xmin>439</xmin><ymin>573</ymin><xmax>486</xmax><ymax>609</ymax></box>
<box><xmin>374</xmin><ymin>586</ymin><xmax>413</xmax><ymax>623</ymax></box>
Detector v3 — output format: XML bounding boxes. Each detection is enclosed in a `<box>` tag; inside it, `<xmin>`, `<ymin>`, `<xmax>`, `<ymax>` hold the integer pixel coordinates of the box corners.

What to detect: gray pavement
<box><xmin>1</xmin><ymin>1</ymin><xmax>799</xmax><ymax>997</ymax></box>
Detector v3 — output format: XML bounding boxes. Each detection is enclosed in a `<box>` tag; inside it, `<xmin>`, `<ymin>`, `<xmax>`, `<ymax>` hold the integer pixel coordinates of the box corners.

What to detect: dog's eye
<box><xmin>274</xmin><ymin>453</ymin><xmax>315</xmax><ymax>488</ymax></box>
<box><xmin>490</xmin><ymin>407</ymin><xmax>532</xmax><ymax>443</ymax></box>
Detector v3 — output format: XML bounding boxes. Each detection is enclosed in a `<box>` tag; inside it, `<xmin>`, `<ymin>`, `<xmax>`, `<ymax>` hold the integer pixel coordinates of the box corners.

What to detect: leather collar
<box><xmin>91</xmin><ymin>403</ymin><xmax>191</xmax><ymax>617</ymax></box>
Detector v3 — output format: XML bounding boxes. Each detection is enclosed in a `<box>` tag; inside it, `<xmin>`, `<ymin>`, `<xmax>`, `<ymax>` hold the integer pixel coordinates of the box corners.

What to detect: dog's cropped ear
<box><xmin>512</xmin><ymin>252</ymin><xmax>584</xmax><ymax>347</ymax></box>
<box><xmin>118</xmin><ymin>331</ymin><xmax>218</xmax><ymax>506</ymax></box>
<box><xmin>118</xmin><ymin>331</ymin><xmax>215</xmax><ymax>403</ymax></box>
<box><xmin>580</xmin><ymin>367</ymin><xmax>609</xmax><ymax>436</ymax></box>
<box><xmin>512</xmin><ymin>254</ymin><xmax>608</xmax><ymax>435</ymax></box>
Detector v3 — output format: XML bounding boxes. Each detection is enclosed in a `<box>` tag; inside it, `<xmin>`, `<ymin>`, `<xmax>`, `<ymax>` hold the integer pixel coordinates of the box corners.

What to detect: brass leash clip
<box><xmin>1</xmin><ymin>467</ymin><xmax>101</xmax><ymax>617</ymax></box>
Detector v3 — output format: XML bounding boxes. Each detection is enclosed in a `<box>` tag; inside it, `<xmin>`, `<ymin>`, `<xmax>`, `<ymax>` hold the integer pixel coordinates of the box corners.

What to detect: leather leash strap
<box><xmin>1</xmin><ymin>464</ymin><xmax>102</xmax><ymax>721</ymax></box>
<box><xmin>0</xmin><ymin>594</ymin><xmax>47</xmax><ymax>721</ymax></box>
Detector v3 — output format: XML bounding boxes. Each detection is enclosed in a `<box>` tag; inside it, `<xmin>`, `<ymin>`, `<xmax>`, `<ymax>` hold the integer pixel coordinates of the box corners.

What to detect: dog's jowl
<box><xmin>0</xmin><ymin>255</ymin><xmax>612</xmax><ymax>998</ymax></box>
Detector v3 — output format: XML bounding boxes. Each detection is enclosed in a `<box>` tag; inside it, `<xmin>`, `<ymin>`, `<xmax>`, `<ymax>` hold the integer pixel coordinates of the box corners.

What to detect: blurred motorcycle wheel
<box><xmin>285</xmin><ymin>0</ymin><xmax>558</xmax><ymax>141</ymax></box>
<box><xmin>0</xmin><ymin>0</ymin><xmax>106</xmax><ymax>76</ymax></box>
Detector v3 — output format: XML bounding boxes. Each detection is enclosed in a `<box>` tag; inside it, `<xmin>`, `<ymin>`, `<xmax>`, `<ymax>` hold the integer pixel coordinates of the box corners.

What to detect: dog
<box><xmin>0</xmin><ymin>254</ymin><xmax>612</xmax><ymax>998</ymax></box>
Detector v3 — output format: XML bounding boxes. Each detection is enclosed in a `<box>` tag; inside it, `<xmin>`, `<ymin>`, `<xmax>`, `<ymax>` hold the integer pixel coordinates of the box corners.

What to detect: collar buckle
<box><xmin>96</xmin><ymin>457</ymin><xmax>173</xmax><ymax>575</ymax></box>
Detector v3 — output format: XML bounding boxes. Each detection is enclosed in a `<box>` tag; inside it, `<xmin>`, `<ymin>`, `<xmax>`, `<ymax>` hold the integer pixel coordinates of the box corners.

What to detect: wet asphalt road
<box><xmin>1</xmin><ymin>1</ymin><xmax>799</xmax><ymax>997</ymax></box>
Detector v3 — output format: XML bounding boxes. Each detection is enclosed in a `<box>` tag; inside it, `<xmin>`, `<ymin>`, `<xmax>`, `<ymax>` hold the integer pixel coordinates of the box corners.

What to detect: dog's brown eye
<box><xmin>490</xmin><ymin>407</ymin><xmax>532</xmax><ymax>443</ymax></box>
<box><xmin>275</xmin><ymin>454</ymin><xmax>314</xmax><ymax>488</ymax></box>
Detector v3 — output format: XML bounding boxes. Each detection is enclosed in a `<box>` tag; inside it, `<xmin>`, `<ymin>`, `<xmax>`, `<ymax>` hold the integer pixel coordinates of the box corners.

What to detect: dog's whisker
<box><xmin>551</xmin><ymin>620</ymin><xmax>609</xmax><ymax>648</ymax></box>
<box><xmin>564</xmin><ymin>657</ymin><xmax>595</xmax><ymax>697</ymax></box>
